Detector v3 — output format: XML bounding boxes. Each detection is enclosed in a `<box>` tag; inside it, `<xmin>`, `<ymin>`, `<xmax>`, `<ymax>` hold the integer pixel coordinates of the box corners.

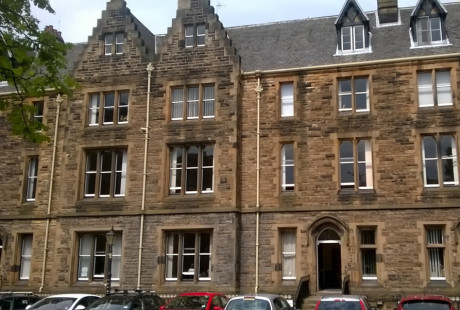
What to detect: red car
<box><xmin>160</xmin><ymin>292</ymin><xmax>228</xmax><ymax>310</ymax></box>
<box><xmin>397</xmin><ymin>295</ymin><xmax>455</xmax><ymax>310</ymax></box>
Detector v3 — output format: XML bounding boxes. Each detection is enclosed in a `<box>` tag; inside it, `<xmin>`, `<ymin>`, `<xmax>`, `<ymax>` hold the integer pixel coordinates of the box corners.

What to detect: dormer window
<box><xmin>104</xmin><ymin>33</ymin><xmax>124</xmax><ymax>55</ymax></box>
<box><xmin>410</xmin><ymin>0</ymin><xmax>448</xmax><ymax>47</ymax></box>
<box><xmin>185</xmin><ymin>24</ymin><xmax>206</xmax><ymax>48</ymax></box>
<box><xmin>335</xmin><ymin>0</ymin><xmax>371</xmax><ymax>55</ymax></box>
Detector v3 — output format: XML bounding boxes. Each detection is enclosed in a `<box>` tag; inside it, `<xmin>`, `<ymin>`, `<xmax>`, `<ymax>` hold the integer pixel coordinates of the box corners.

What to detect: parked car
<box><xmin>86</xmin><ymin>290</ymin><xmax>165</xmax><ymax>310</ymax></box>
<box><xmin>161</xmin><ymin>292</ymin><xmax>228</xmax><ymax>310</ymax></box>
<box><xmin>224</xmin><ymin>294</ymin><xmax>293</xmax><ymax>310</ymax></box>
<box><xmin>314</xmin><ymin>295</ymin><xmax>375</xmax><ymax>310</ymax></box>
<box><xmin>27</xmin><ymin>294</ymin><xmax>100</xmax><ymax>310</ymax></box>
<box><xmin>0</xmin><ymin>293</ymin><xmax>41</xmax><ymax>310</ymax></box>
<box><xmin>397</xmin><ymin>295</ymin><xmax>455</xmax><ymax>310</ymax></box>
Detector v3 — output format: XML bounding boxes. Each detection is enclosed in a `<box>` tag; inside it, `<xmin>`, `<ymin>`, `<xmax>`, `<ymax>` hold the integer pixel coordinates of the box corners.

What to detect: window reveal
<box><xmin>169</xmin><ymin>145</ymin><xmax>214</xmax><ymax>195</ymax></box>
<box><xmin>165</xmin><ymin>232</ymin><xmax>211</xmax><ymax>282</ymax></box>
<box><xmin>339</xmin><ymin>139</ymin><xmax>373</xmax><ymax>190</ymax></box>
<box><xmin>84</xmin><ymin>149</ymin><xmax>127</xmax><ymax>198</ymax></box>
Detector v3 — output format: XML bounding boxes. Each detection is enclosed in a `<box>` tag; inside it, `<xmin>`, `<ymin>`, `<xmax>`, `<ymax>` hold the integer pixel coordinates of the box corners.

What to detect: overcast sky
<box><xmin>33</xmin><ymin>0</ymin><xmax>459</xmax><ymax>43</ymax></box>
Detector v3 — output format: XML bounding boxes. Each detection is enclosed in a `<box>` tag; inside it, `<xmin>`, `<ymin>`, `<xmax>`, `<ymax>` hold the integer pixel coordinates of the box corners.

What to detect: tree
<box><xmin>0</xmin><ymin>0</ymin><xmax>75</xmax><ymax>143</ymax></box>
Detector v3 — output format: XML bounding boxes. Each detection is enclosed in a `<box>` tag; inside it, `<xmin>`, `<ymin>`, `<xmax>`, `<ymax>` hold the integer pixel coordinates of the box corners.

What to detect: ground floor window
<box><xmin>426</xmin><ymin>226</ymin><xmax>445</xmax><ymax>280</ymax></box>
<box><xmin>165</xmin><ymin>231</ymin><xmax>211</xmax><ymax>282</ymax></box>
<box><xmin>19</xmin><ymin>235</ymin><xmax>33</xmax><ymax>280</ymax></box>
<box><xmin>77</xmin><ymin>232</ymin><xmax>122</xmax><ymax>282</ymax></box>
<box><xmin>359</xmin><ymin>228</ymin><xmax>377</xmax><ymax>280</ymax></box>
<box><xmin>281</xmin><ymin>230</ymin><xmax>296</xmax><ymax>280</ymax></box>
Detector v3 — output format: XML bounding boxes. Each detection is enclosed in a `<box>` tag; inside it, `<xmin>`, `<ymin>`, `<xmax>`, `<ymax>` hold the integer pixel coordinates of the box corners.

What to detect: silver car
<box><xmin>225</xmin><ymin>294</ymin><xmax>294</xmax><ymax>310</ymax></box>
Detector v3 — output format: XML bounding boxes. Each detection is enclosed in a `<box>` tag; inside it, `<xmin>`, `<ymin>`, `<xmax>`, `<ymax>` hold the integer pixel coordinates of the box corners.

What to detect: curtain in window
<box><xmin>20</xmin><ymin>235</ymin><xmax>33</xmax><ymax>280</ymax></box>
<box><xmin>281</xmin><ymin>144</ymin><xmax>294</xmax><ymax>191</ymax></box>
<box><xmin>165</xmin><ymin>234</ymin><xmax>179</xmax><ymax>280</ymax></box>
<box><xmin>111</xmin><ymin>236</ymin><xmax>122</xmax><ymax>280</ymax></box>
<box><xmin>436</xmin><ymin>71</ymin><xmax>452</xmax><ymax>106</ymax></box>
<box><xmin>115</xmin><ymin>150</ymin><xmax>127</xmax><ymax>196</ymax></box>
<box><xmin>187</xmin><ymin>87</ymin><xmax>199</xmax><ymax>119</ymax></box>
<box><xmin>203</xmin><ymin>86</ymin><xmax>215</xmax><ymax>118</ymax></box>
<box><xmin>170</xmin><ymin>147</ymin><xmax>183</xmax><ymax>194</ymax></box>
<box><xmin>78</xmin><ymin>234</ymin><xmax>92</xmax><ymax>280</ymax></box>
<box><xmin>357</xmin><ymin>140</ymin><xmax>373</xmax><ymax>189</ymax></box>
<box><xmin>171</xmin><ymin>88</ymin><xmax>184</xmax><ymax>120</ymax></box>
<box><xmin>418</xmin><ymin>72</ymin><xmax>434</xmax><ymax>107</ymax></box>
<box><xmin>89</xmin><ymin>94</ymin><xmax>100</xmax><ymax>125</ymax></box>
<box><xmin>281</xmin><ymin>83</ymin><xmax>294</xmax><ymax>117</ymax></box>
<box><xmin>427</xmin><ymin>227</ymin><xmax>444</xmax><ymax>279</ymax></box>
<box><xmin>282</xmin><ymin>231</ymin><xmax>296</xmax><ymax>279</ymax></box>
<box><xmin>26</xmin><ymin>157</ymin><xmax>38</xmax><ymax>201</ymax></box>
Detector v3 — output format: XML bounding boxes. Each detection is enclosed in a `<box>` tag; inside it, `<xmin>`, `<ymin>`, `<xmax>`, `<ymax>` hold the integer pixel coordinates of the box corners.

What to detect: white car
<box><xmin>27</xmin><ymin>294</ymin><xmax>100</xmax><ymax>310</ymax></box>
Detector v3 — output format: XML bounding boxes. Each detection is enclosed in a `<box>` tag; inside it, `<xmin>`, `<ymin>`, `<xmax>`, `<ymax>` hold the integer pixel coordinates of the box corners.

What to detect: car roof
<box><xmin>399</xmin><ymin>295</ymin><xmax>453</xmax><ymax>304</ymax></box>
<box><xmin>229</xmin><ymin>294</ymin><xmax>285</xmax><ymax>302</ymax></box>
<box><xmin>43</xmin><ymin>294</ymin><xmax>100</xmax><ymax>298</ymax></box>
<box><xmin>319</xmin><ymin>295</ymin><xmax>367</xmax><ymax>301</ymax></box>
<box><xmin>178</xmin><ymin>292</ymin><xmax>225</xmax><ymax>296</ymax></box>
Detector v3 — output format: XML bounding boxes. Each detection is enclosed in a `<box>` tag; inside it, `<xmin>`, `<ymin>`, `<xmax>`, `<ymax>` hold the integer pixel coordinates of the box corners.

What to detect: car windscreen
<box><xmin>401</xmin><ymin>300</ymin><xmax>451</xmax><ymax>310</ymax></box>
<box><xmin>317</xmin><ymin>300</ymin><xmax>362</xmax><ymax>310</ymax></box>
<box><xmin>29</xmin><ymin>298</ymin><xmax>77</xmax><ymax>310</ymax></box>
<box><xmin>86</xmin><ymin>296</ymin><xmax>133</xmax><ymax>310</ymax></box>
<box><xmin>225</xmin><ymin>299</ymin><xmax>271</xmax><ymax>310</ymax></box>
<box><xmin>164</xmin><ymin>296</ymin><xmax>209</xmax><ymax>309</ymax></box>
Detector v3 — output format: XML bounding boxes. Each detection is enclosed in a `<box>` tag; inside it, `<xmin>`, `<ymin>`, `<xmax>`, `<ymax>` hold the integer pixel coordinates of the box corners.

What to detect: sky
<box><xmin>32</xmin><ymin>0</ymin><xmax>459</xmax><ymax>43</ymax></box>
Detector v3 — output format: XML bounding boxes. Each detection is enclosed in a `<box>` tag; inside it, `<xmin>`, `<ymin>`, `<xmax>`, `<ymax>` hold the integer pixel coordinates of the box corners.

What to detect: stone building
<box><xmin>1</xmin><ymin>0</ymin><xmax>460</xmax><ymax>309</ymax></box>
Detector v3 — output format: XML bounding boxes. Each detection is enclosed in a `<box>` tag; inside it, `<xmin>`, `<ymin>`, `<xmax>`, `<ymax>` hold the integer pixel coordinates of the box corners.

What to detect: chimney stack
<box><xmin>377</xmin><ymin>0</ymin><xmax>399</xmax><ymax>24</ymax></box>
<box><xmin>44</xmin><ymin>25</ymin><xmax>64</xmax><ymax>43</ymax></box>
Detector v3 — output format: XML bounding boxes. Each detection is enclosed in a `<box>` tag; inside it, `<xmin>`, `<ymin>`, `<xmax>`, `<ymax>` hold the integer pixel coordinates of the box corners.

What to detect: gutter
<box><xmin>243</xmin><ymin>52</ymin><xmax>460</xmax><ymax>76</ymax></box>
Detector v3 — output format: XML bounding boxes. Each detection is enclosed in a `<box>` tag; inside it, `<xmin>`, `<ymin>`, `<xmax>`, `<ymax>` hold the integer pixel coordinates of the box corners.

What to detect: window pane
<box><xmin>115</xmin><ymin>33</ymin><xmax>124</xmax><ymax>54</ymax></box>
<box><xmin>361</xmin><ymin>230</ymin><xmax>375</xmax><ymax>245</ymax></box>
<box><xmin>340</xmin><ymin>141</ymin><xmax>354</xmax><ymax>187</ymax></box>
<box><xmin>186</xmin><ymin>147</ymin><xmax>199</xmax><ymax>193</ymax></box>
<box><xmin>339</xmin><ymin>80</ymin><xmax>352</xmax><ymax>110</ymax></box>
<box><xmin>20</xmin><ymin>235</ymin><xmax>32</xmax><ymax>280</ymax></box>
<box><xmin>118</xmin><ymin>92</ymin><xmax>129</xmax><ymax>123</ymax></box>
<box><xmin>85</xmin><ymin>151</ymin><xmax>98</xmax><ymax>197</ymax></box>
<box><xmin>202</xmin><ymin>146</ymin><xmax>214</xmax><ymax>193</ymax></box>
<box><xmin>354</xmin><ymin>25</ymin><xmax>364</xmax><ymax>50</ymax></box>
<box><xmin>429</xmin><ymin>248</ymin><xmax>444</xmax><ymax>278</ymax></box>
<box><xmin>111</xmin><ymin>236</ymin><xmax>122</xmax><ymax>280</ymax></box>
<box><xmin>78</xmin><ymin>234</ymin><xmax>92</xmax><ymax>280</ymax></box>
<box><xmin>114</xmin><ymin>150</ymin><xmax>127</xmax><ymax>196</ymax></box>
<box><xmin>436</xmin><ymin>71</ymin><xmax>452</xmax><ymax>106</ymax></box>
<box><xmin>341</xmin><ymin>27</ymin><xmax>351</xmax><ymax>51</ymax></box>
<box><xmin>430</xmin><ymin>17</ymin><xmax>442</xmax><ymax>42</ymax></box>
<box><xmin>357</xmin><ymin>140</ymin><xmax>372</xmax><ymax>189</ymax></box>
<box><xmin>99</xmin><ymin>151</ymin><xmax>112</xmax><ymax>197</ymax></box>
<box><xmin>104</xmin><ymin>35</ymin><xmax>113</xmax><ymax>55</ymax></box>
<box><xmin>199</xmin><ymin>233</ymin><xmax>211</xmax><ymax>279</ymax></box>
<box><xmin>282</xmin><ymin>231</ymin><xmax>296</xmax><ymax>279</ymax></box>
<box><xmin>282</xmin><ymin>144</ymin><xmax>294</xmax><ymax>191</ymax></box>
<box><xmin>89</xmin><ymin>94</ymin><xmax>100</xmax><ymax>125</ymax></box>
<box><xmin>103</xmin><ymin>93</ymin><xmax>115</xmax><ymax>124</ymax></box>
<box><xmin>418</xmin><ymin>72</ymin><xmax>434</xmax><ymax>107</ymax></box>
<box><xmin>281</xmin><ymin>83</ymin><xmax>294</xmax><ymax>117</ymax></box>
<box><xmin>185</xmin><ymin>26</ymin><xmax>194</xmax><ymax>47</ymax></box>
<box><xmin>172</xmin><ymin>88</ymin><xmax>184</xmax><ymax>120</ymax></box>
<box><xmin>166</xmin><ymin>234</ymin><xmax>179</xmax><ymax>279</ymax></box>
<box><xmin>203</xmin><ymin>86</ymin><xmax>215</xmax><ymax>117</ymax></box>
<box><xmin>197</xmin><ymin>24</ymin><xmax>206</xmax><ymax>46</ymax></box>
<box><xmin>423</xmin><ymin>137</ymin><xmax>439</xmax><ymax>186</ymax></box>
<box><xmin>170</xmin><ymin>147</ymin><xmax>183</xmax><ymax>194</ymax></box>
<box><xmin>355</xmin><ymin>78</ymin><xmax>369</xmax><ymax>111</ymax></box>
<box><xmin>362</xmin><ymin>249</ymin><xmax>376</xmax><ymax>277</ymax></box>
<box><xmin>26</xmin><ymin>157</ymin><xmax>38</xmax><ymax>201</ymax></box>
<box><xmin>417</xmin><ymin>17</ymin><xmax>430</xmax><ymax>44</ymax></box>
<box><xmin>182</xmin><ymin>233</ymin><xmax>195</xmax><ymax>280</ymax></box>
<box><xmin>187</xmin><ymin>87</ymin><xmax>199</xmax><ymax>119</ymax></box>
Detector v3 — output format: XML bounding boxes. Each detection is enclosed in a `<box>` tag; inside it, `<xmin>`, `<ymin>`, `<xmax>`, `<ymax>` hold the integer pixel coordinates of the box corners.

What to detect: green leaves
<box><xmin>0</xmin><ymin>0</ymin><xmax>74</xmax><ymax>143</ymax></box>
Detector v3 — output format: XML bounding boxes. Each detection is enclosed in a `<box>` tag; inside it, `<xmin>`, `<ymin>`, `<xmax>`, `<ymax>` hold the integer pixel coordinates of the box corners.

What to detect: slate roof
<box><xmin>226</xmin><ymin>2</ymin><xmax>460</xmax><ymax>72</ymax></box>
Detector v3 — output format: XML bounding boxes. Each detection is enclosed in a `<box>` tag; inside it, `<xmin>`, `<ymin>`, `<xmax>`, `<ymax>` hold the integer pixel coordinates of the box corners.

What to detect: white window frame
<box><xmin>77</xmin><ymin>232</ymin><xmax>122</xmax><ymax>282</ymax></box>
<box><xmin>104</xmin><ymin>35</ymin><xmax>113</xmax><ymax>56</ymax></box>
<box><xmin>341</xmin><ymin>25</ymin><xmax>365</xmax><ymax>52</ymax></box>
<box><xmin>25</xmin><ymin>157</ymin><xmax>38</xmax><ymax>202</ymax></box>
<box><xmin>171</xmin><ymin>85</ymin><xmax>215</xmax><ymax>121</ymax></box>
<box><xmin>84</xmin><ymin>149</ymin><xmax>127</xmax><ymax>198</ymax></box>
<box><xmin>88</xmin><ymin>91</ymin><xmax>130</xmax><ymax>126</ymax></box>
<box><xmin>418</xmin><ymin>70</ymin><xmax>452</xmax><ymax>107</ymax></box>
<box><xmin>19</xmin><ymin>235</ymin><xmax>33</xmax><ymax>280</ymax></box>
<box><xmin>360</xmin><ymin>228</ymin><xmax>377</xmax><ymax>280</ymax></box>
<box><xmin>169</xmin><ymin>145</ymin><xmax>214</xmax><ymax>195</ymax></box>
<box><xmin>33</xmin><ymin>101</ymin><xmax>44</xmax><ymax>123</ymax></box>
<box><xmin>165</xmin><ymin>231</ymin><xmax>212</xmax><ymax>282</ymax></box>
<box><xmin>185</xmin><ymin>24</ymin><xmax>206</xmax><ymax>48</ymax></box>
<box><xmin>340</xmin><ymin>139</ymin><xmax>373</xmax><ymax>190</ymax></box>
<box><xmin>422</xmin><ymin>135</ymin><xmax>459</xmax><ymax>188</ymax></box>
<box><xmin>426</xmin><ymin>226</ymin><xmax>445</xmax><ymax>281</ymax></box>
<box><xmin>416</xmin><ymin>16</ymin><xmax>442</xmax><ymax>46</ymax></box>
<box><xmin>281</xmin><ymin>144</ymin><xmax>294</xmax><ymax>192</ymax></box>
<box><xmin>281</xmin><ymin>230</ymin><xmax>296</xmax><ymax>280</ymax></box>
<box><xmin>338</xmin><ymin>77</ymin><xmax>369</xmax><ymax>113</ymax></box>
<box><xmin>115</xmin><ymin>33</ymin><xmax>124</xmax><ymax>55</ymax></box>
<box><xmin>281</xmin><ymin>83</ymin><xmax>294</xmax><ymax>117</ymax></box>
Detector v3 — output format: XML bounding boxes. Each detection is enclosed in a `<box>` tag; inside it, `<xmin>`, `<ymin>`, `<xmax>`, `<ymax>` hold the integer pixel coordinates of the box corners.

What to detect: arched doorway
<box><xmin>317</xmin><ymin>228</ymin><xmax>341</xmax><ymax>290</ymax></box>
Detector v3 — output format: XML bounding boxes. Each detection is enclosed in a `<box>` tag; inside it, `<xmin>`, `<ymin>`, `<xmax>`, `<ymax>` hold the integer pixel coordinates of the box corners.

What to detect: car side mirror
<box><xmin>213</xmin><ymin>306</ymin><xmax>224</xmax><ymax>310</ymax></box>
<box><xmin>26</xmin><ymin>306</ymin><xmax>31</xmax><ymax>310</ymax></box>
<box><xmin>75</xmin><ymin>305</ymin><xmax>86</xmax><ymax>310</ymax></box>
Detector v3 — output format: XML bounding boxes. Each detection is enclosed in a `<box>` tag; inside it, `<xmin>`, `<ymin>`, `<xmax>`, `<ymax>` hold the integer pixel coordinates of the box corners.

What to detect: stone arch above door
<box><xmin>307</xmin><ymin>215</ymin><xmax>349</xmax><ymax>246</ymax></box>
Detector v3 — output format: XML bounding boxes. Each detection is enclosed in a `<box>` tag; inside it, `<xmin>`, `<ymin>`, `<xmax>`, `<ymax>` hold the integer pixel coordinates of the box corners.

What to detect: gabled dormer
<box><xmin>335</xmin><ymin>0</ymin><xmax>371</xmax><ymax>55</ymax></box>
<box><xmin>410</xmin><ymin>0</ymin><xmax>449</xmax><ymax>48</ymax></box>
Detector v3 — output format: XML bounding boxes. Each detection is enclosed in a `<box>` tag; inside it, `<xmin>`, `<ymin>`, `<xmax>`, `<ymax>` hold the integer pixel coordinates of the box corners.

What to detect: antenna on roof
<box><xmin>215</xmin><ymin>1</ymin><xmax>225</xmax><ymax>13</ymax></box>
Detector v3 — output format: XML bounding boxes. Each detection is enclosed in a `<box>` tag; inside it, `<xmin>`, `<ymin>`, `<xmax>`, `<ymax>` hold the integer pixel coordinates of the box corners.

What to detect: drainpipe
<box><xmin>137</xmin><ymin>63</ymin><xmax>154</xmax><ymax>289</ymax></box>
<box><xmin>254</xmin><ymin>74</ymin><xmax>263</xmax><ymax>294</ymax></box>
<box><xmin>39</xmin><ymin>94</ymin><xmax>63</xmax><ymax>293</ymax></box>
